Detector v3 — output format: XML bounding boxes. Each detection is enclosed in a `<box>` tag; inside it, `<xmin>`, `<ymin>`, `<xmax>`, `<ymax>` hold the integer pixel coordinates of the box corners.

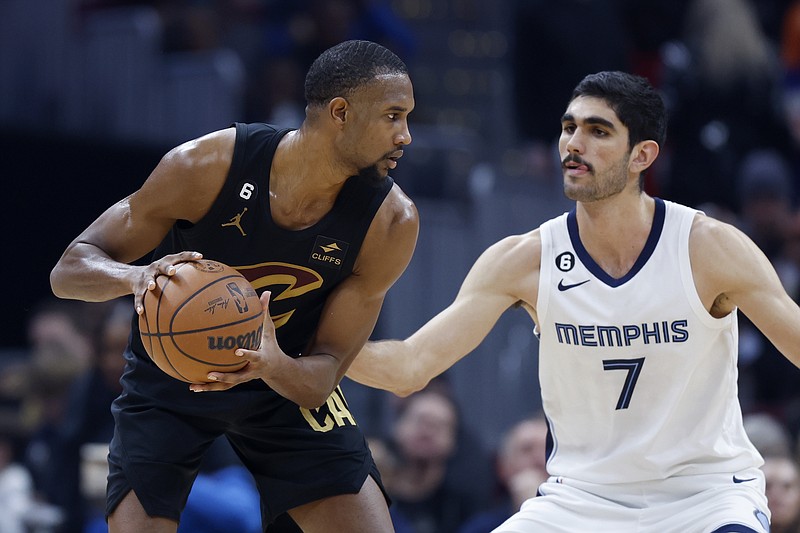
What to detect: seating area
<box><xmin>0</xmin><ymin>1</ymin><xmax>244</xmax><ymax>145</ymax></box>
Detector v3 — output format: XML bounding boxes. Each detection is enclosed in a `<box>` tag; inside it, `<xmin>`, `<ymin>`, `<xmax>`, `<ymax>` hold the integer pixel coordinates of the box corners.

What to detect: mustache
<box><xmin>562</xmin><ymin>154</ymin><xmax>592</xmax><ymax>171</ymax></box>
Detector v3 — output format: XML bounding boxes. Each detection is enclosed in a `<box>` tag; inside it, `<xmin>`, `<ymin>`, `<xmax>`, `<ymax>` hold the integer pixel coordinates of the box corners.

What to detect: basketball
<box><xmin>138</xmin><ymin>259</ymin><xmax>264</xmax><ymax>383</ymax></box>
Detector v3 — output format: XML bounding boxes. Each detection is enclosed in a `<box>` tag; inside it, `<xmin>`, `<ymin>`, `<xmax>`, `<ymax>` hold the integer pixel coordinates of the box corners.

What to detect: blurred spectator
<box><xmin>458</xmin><ymin>415</ymin><xmax>549</xmax><ymax>533</ymax></box>
<box><xmin>366</xmin><ymin>436</ymin><xmax>415</xmax><ymax>533</ymax></box>
<box><xmin>660</xmin><ymin>0</ymin><xmax>791</xmax><ymax>211</ymax></box>
<box><xmin>80</xmin><ymin>442</ymin><xmax>111</xmax><ymax>533</ymax></box>
<box><xmin>20</xmin><ymin>299</ymin><xmax>104</xmax><ymax>511</ymax></box>
<box><xmin>781</xmin><ymin>0</ymin><xmax>800</xmax><ymax>200</ymax></box>
<box><xmin>58</xmin><ymin>298</ymin><xmax>131</xmax><ymax>532</ymax></box>
<box><xmin>0</xmin><ymin>430</ymin><xmax>36</xmax><ymax>533</ymax></box>
<box><xmin>783</xmin><ymin>0</ymin><xmax>800</xmax><ymax>75</ymax></box>
<box><xmin>0</xmin><ymin>298</ymin><xmax>109</xmax><ymax>532</ymax></box>
<box><xmin>744</xmin><ymin>412</ymin><xmax>794</xmax><ymax>458</ymax></box>
<box><xmin>763</xmin><ymin>455</ymin><xmax>800</xmax><ymax>533</ymax></box>
<box><xmin>386</xmin><ymin>385</ymin><xmax>477</xmax><ymax>533</ymax></box>
<box><xmin>62</xmin><ymin>298</ymin><xmax>130</xmax><ymax>445</ymax></box>
<box><xmin>25</xmin><ymin>298</ymin><xmax>96</xmax><ymax>392</ymax></box>
<box><xmin>737</xmin><ymin>149</ymin><xmax>798</xmax><ymax>269</ymax></box>
<box><xmin>21</xmin><ymin>364</ymin><xmax>76</xmax><ymax>521</ymax></box>
<box><xmin>783</xmin><ymin>80</ymin><xmax>800</xmax><ymax>185</ymax></box>
<box><xmin>734</xmin><ymin>150</ymin><xmax>800</xmax><ymax>423</ymax></box>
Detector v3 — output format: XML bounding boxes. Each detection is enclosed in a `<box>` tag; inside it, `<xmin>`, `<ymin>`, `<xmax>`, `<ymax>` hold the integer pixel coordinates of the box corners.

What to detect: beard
<box><xmin>563</xmin><ymin>154</ymin><xmax>630</xmax><ymax>202</ymax></box>
<box><xmin>356</xmin><ymin>161</ymin><xmax>389</xmax><ymax>186</ymax></box>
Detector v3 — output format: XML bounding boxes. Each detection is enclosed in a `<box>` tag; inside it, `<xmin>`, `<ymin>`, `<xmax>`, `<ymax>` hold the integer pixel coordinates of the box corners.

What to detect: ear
<box><xmin>328</xmin><ymin>97</ymin><xmax>348</xmax><ymax>127</ymax></box>
<box><xmin>629</xmin><ymin>140</ymin><xmax>659</xmax><ymax>174</ymax></box>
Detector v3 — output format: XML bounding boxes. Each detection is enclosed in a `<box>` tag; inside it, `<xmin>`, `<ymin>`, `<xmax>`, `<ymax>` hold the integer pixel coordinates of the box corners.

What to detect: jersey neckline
<box><xmin>566</xmin><ymin>197</ymin><xmax>666</xmax><ymax>288</ymax></box>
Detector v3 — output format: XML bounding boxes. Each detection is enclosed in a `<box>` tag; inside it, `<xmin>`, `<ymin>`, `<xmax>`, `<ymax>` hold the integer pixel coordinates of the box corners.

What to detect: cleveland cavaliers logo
<box><xmin>234</xmin><ymin>262</ymin><xmax>324</xmax><ymax>329</ymax></box>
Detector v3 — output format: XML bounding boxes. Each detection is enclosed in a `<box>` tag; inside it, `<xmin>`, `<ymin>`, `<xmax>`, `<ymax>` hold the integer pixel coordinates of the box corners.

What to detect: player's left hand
<box><xmin>189</xmin><ymin>291</ymin><xmax>281</xmax><ymax>392</ymax></box>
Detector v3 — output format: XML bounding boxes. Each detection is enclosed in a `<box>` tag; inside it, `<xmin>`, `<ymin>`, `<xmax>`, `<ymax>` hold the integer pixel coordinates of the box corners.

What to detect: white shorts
<box><xmin>492</xmin><ymin>468</ymin><xmax>770</xmax><ymax>533</ymax></box>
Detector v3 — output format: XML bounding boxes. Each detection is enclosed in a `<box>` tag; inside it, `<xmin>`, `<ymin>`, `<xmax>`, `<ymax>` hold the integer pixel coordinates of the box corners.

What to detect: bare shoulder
<box><xmin>689</xmin><ymin>211</ymin><xmax>774</xmax><ymax>314</ymax></box>
<box><xmin>384</xmin><ymin>181</ymin><xmax>419</xmax><ymax>229</ymax></box>
<box><xmin>482</xmin><ymin>229</ymin><xmax>542</xmax><ymax>272</ymax></box>
<box><xmin>351</xmin><ymin>182</ymin><xmax>419</xmax><ymax>286</ymax></box>
<box><xmin>367</xmin><ymin>181</ymin><xmax>419</xmax><ymax>249</ymax></box>
<box><xmin>465</xmin><ymin>229</ymin><xmax>542</xmax><ymax>309</ymax></box>
<box><xmin>689</xmin><ymin>212</ymin><xmax>757</xmax><ymax>268</ymax></box>
<box><xmin>134</xmin><ymin>127</ymin><xmax>237</xmax><ymax>223</ymax></box>
<box><xmin>158</xmin><ymin>127</ymin><xmax>236</xmax><ymax>180</ymax></box>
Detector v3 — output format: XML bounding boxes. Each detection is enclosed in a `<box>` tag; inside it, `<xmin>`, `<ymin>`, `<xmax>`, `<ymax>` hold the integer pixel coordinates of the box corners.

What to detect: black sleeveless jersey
<box><xmin>129</xmin><ymin>122</ymin><xmax>393</xmax><ymax>373</ymax></box>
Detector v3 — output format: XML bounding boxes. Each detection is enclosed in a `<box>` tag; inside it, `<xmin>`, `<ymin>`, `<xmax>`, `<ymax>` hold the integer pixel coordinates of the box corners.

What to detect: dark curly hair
<box><xmin>570</xmin><ymin>71</ymin><xmax>667</xmax><ymax>149</ymax></box>
<box><xmin>304</xmin><ymin>40</ymin><xmax>408</xmax><ymax>107</ymax></box>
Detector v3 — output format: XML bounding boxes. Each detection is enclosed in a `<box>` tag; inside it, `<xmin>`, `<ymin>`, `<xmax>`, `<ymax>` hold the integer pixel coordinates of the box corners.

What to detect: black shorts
<box><xmin>106</xmin><ymin>355</ymin><xmax>387</xmax><ymax>526</ymax></box>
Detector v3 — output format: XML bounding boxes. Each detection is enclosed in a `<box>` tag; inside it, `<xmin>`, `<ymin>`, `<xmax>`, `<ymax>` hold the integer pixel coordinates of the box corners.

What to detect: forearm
<box><xmin>50</xmin><ymin>242</ymin><xmax>139</xmax><ymax>302</ymax></box>
<box><xmin>348</xmin><ymin>340</ymin><xmax>430</xmax><ymax>397</ymax></box>
<box><xmin>264</xmin><ymin>352</ymin><xmax>344</xmax><ymax>409</ymax></box>
<box><xmin>761</xmin><ymin>295</ymin><xmax>800</xmax><ymax>368</ymax></box>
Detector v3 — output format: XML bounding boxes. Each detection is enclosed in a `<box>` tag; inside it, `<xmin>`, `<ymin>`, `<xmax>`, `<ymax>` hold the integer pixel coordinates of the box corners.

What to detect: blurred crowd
<box><xmin>7</xmin><ymin>301</ymin><xmax>800</xmax><ymax>533</ymax></box>
<box><xmin>6</xmin><ymin>0</ymin><xmax>800</xmax><ymax>531</ymax></box>
<box><xmin>73</xmin><ymin>0</ymin><xmax>417</xmax><ymax>129</ymax></box>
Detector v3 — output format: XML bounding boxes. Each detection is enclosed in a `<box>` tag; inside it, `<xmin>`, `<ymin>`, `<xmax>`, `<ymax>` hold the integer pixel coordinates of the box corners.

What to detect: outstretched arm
<box><xmin>347</xmin><ymin>231</ymin><xmax>541</xmax><ymax>396</ymax></box>
<box><xmin>692</xmin><ymin>215</ymin><xmax>800</xmax><ymax>366</ymax></box>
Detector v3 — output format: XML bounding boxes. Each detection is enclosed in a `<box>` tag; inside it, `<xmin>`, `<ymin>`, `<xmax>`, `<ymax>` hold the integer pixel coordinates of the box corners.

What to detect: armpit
<box><xmin>709</xmin><ymin>292</ymin><xmax>734</xmax><ymax>319</ymax></box>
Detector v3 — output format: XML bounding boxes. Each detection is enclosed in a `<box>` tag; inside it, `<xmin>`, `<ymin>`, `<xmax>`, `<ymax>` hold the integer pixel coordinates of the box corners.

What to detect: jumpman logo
<box><xmin>221</xmin><ymin>208</ymin><xmax>248</xmax><ymax>236</ymax></box>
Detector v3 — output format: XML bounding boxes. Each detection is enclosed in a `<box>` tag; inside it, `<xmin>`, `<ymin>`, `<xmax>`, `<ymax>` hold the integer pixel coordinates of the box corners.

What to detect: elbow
<box><xmin>50</xmin><ymin>248</ymin><xmax>82</xmax><ymax>299</ymax></box>
<box><xmin>49</xmin><ymin>264</ymin><xmax>69</xmax><ymax>299</ymax></box>
<box><xmin>395</xmin><ymin>383</ymin><xmax>429</xmax><ymax>398</ymax></box>
<box><xmin>392</xmin><ymin>368</ymin><xmax>431</xmax><ymax>398</ymax></box>
<box><xmin>295</xmin><ymin>387</ymin><xmax>334</xmax><ymax>410</ymax></box>
<box><xmin>393</xmin><ymin>386</ymin><xmax>420</xmax><ymax>398</ymax></box>
<box><xmin>297</xmin><ymin>396</ymin><xmax>328</xmax><ymax>410</ymax></box>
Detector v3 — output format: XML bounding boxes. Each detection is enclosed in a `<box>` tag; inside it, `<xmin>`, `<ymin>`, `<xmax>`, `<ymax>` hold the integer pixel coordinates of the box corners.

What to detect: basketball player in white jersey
<box><xmin>345</xmin><ymin>71</ymin><xmax>800</xmax><ymax>532</ymax></box>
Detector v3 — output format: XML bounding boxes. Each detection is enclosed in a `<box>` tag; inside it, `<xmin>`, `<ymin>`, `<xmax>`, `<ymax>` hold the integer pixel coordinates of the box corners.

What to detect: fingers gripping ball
<box><xmin>139</xmin><ymin>260</ymin><xmax>264</xmax><ymax>383</ymax></box>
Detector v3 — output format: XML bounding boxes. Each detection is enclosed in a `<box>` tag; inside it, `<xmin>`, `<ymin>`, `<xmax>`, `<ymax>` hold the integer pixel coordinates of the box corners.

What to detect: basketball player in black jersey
<box><xmin>50</xmin><ymin>40</ymin><xmax>418</xmax><ymax>533</ymax></box>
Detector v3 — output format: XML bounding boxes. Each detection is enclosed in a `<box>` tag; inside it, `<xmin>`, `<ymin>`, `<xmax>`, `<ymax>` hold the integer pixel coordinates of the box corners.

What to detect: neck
<box><xmin>269</xmin><ymin>127</ymin><xmax>349</xmax><ymax>230</ymax></box>
<box><xmin>575</xmin><ymin>192</ymin><xmax>655</xmax><ymax>278</ymax></box>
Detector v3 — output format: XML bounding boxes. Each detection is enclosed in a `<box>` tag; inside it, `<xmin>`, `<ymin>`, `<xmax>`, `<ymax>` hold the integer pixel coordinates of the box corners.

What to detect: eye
<box><xmin>387</xmin><ymin>113</ymin><xmax>398</xmax><ymax>121</ymax></box>
<box><xmin>562</xmin><ymin>124</ymin><xmax>576</xmax><ymax>134</ymax></box>
<box><xmin>593</xmin><ymin>128</ymin><xmax>608</xmax><ymax>137</ymax></box>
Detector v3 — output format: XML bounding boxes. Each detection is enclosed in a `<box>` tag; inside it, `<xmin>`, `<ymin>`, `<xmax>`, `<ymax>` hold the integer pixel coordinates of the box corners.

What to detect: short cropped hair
<box><xmin>304</xmin><ymin>40</ymin><xmax>408</xmax><ymax>107</ymax></box>
<box><xmin>570</xmin><ymin>71</ymin><xmax>667</xmax><ymax>149</ymax></box>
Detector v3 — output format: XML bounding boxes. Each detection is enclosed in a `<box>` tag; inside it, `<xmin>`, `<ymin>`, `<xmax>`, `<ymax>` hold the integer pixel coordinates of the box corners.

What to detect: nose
<box><xmin>396</xmin><ymin>121</ymin><xmax>412</xmax><ymax>146</ymax></box>
<box><xmin>564</xmin><ymin>131</ymin><xmax>583</xmax><ymax>154</ymax></box>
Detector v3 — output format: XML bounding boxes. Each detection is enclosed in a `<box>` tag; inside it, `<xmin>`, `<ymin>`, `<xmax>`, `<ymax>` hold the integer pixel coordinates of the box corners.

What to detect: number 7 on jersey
<box><xmin>602</xmin><ymin>357</ymin><xmax>645</xmax><ymax>410</ymax></box>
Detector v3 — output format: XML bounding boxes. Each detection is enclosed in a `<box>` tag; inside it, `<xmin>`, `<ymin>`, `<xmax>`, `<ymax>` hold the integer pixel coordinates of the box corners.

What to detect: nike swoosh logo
<box><xmin>558</xmin><ymin>279</ymin><xmax>590</xmax><ymax>291</ymax></box>
<box><xmin>732</xmin><ymin>475</ymin><xmax>756</xmax><ymax>483</ymax></box>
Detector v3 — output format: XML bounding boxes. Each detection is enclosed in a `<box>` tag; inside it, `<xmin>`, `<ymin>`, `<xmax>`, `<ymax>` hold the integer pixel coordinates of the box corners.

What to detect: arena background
<box><xmin>1</xmin><ymin>0</ymin><xmax>793</xmax><ymax>454</ymax></box>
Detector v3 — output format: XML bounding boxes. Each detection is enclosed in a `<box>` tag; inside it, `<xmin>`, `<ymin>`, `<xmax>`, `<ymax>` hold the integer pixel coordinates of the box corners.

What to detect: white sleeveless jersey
<box><xmin>536</xmin><ymin>198</ymin><xmax>762</xmax><ymax>484</ymax></box>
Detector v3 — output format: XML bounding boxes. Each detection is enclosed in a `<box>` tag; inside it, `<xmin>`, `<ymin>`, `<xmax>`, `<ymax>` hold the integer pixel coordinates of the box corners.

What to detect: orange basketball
<box><xmin>138</xmin><ymin>259</ymin><xmax>264</xmax><ymax>383</ymax></box>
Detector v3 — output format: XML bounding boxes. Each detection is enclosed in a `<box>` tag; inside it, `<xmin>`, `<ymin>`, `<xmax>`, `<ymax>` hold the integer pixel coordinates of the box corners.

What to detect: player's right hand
<box><xmin>133</xmin><ymin>251</ymin><xmax>203</xmax><ymax>315</ymax></box>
